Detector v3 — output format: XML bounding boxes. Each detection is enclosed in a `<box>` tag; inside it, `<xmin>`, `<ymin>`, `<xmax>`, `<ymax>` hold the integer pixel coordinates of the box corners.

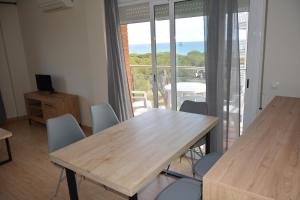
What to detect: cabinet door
<box><xmin>43</xmin><ymin>99</ymin><xmax>64</xmax><ymax>120</ymax></box>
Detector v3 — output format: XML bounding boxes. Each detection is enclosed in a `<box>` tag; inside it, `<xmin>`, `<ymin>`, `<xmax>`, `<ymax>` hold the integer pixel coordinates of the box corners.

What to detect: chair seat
<box><xmin>194</xmin><ymin>152</ymin><xmax>222</xmax><ymax>178</ymax></box>
<box><xmin>155</xmin><ymin>178</ymin><xmax>201</xmax><ymax>200</ymax></box>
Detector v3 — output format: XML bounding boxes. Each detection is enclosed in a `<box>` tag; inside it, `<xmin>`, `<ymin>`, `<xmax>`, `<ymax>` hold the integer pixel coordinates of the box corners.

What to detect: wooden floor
<box><xmin>0</xmin><ymin>119</ymin><xmax>193</xmax><ymax>200</ymax></box>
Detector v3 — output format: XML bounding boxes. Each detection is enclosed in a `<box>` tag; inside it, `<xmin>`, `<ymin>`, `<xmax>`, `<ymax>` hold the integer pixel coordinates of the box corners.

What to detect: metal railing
<box><xmin>129</xmin><ymin>64</ymin><xmax>247</xmax><ymax>98</ymax></box>
<box><xmin>130</xmin><ymin>64</ymin><xmax>247</xmax><ymax>121</ymax></box>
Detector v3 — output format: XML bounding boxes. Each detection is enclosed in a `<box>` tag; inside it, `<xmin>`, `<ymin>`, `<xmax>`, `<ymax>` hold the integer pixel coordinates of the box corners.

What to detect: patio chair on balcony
<box><xmin>131</xmin><ymin>91</ymin><xmax>148</xmax><ymax>108</ymax></box>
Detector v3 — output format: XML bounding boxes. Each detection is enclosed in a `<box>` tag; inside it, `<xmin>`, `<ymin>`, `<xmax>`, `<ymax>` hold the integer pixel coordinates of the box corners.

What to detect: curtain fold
<box><xmin>104</xmin><ymin>0</ymin><xmax>133</xmax><ymax>121</ymax></box>
<box><xmin>204</xmin><ymin>0</ymin><xmax>241</xmax><ymax>152</ymax></box>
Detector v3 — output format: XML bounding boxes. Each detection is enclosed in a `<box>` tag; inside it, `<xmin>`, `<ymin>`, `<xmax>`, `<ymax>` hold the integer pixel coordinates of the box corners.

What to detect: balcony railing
<box><xmin>129</xmin><ymin>64</ymin><xmax>247</xmax><ymax>116</ymax></box>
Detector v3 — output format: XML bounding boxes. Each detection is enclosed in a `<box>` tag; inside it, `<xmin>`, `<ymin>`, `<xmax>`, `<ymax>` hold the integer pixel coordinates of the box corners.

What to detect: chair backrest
<box><xmin>47</xmin><ymin>114</ymin><xmax>86</xmax><ymax>153</ymax></box>
<box><xmin>91</xmin><ymin>103</ymin><xmax>120</xmax><ymax>134</ymax></box>
<box><xmin>179</xmin><ymin>100</ymin><xmax>208</xmax><ymax>115</ymax></box>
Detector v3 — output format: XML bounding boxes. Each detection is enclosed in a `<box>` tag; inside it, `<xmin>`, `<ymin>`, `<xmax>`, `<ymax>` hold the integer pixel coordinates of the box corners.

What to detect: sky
<box><xmin>128</xmin><ymin>16</ymin><xmax>247</xmax><ymax>45</ymax></box>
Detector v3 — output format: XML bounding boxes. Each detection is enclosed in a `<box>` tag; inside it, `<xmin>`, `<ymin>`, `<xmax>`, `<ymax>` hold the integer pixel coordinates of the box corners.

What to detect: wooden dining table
<box><xmin>50</xmin><ymin>108</ymin><xmax>218</xmax><ymax>200</ymax></box>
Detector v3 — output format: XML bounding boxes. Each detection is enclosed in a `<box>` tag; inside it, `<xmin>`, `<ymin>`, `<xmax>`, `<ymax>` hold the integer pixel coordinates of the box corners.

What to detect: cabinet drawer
<box><xmin>43</xmin><ymin>99</ymin><xmax>64</xmax><ymax>120</ymax></box>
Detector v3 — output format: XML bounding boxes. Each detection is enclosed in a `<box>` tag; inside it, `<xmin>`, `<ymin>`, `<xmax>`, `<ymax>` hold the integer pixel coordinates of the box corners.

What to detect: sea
<box><xmin>129</xmin><ymin>41</ymin><xmax>205</xmax><ymax>55</ymax></box>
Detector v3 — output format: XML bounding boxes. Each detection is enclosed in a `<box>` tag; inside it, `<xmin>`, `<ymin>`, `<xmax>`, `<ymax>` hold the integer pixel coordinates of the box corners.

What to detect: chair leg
<box><xmin>193</xmin><ymin>147</ymin><xmax>204</xmax><ymax>159</ymax></box>
<box><xmin>180</xmin><ymin>151</ymin><xmax>187</xmax><ymax>163</ymax></box>
<box><xmin>190</xmin><ymin>150</ymin><xmax>194</xmax><ymax>165</ymax></box>
<box><xmin>78</xmin><ymin>175</ymin><xmax>83</xmax><ymax>186</ymax></box>
<box><xmin>77</xmin><ymin>175</ymin><xmax>87</xmax><ymax>187</ymax></box>
<box><xmin>166</xmin><ymin>164</ymin><xmax>171</xmax><ymax>171</ymax></box>
<box><xmin>199</xmin><ymin>146</ymin><xmax>204</xmax><ymax>157</ymax></box>
<box><xmin>190</xmin><ymin>150</ymin><xmax>196</xmax><ymax>177</ymax></box>
<box><xmin>51</xmin><ymin>168</ymin><xmax>64</xmax><ymax>199</ymax></box>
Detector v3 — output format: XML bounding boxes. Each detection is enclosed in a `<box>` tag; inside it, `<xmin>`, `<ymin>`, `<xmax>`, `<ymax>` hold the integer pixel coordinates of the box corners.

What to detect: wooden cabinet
<box><xmin>24</xmin><ymin>92</ymin><xmax>80</xmax><ymax>124</ymax></box>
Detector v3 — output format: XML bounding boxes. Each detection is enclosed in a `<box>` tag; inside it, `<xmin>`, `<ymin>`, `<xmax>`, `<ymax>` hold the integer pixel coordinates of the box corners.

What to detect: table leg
<box><xmin>5</xmin><ymin>138</ymin><xmax>12</xmax><ymax>161</ymax></box>
<box><xmin>206</xmin><ymin>132</ymin><xmax>211</xmax><ymax>154</ymax></box>
<box><xmin>0</xmin><ymin>138</ymin><xmax>12</xmax><ymax>165</ymax></box>
<box><xmin>129</xmin><ymin>194</ymin><xmax>138</xmax><ymax>200</ymax></box>
<box><xmin>161</xmin><ymin>132</ymin><xmax>212</xmax><ymax>179</ymax></box>
<box><xmin>66</xmin><ymin>168</ymin><xmax>78</xmax><ymax>200</ymax></box>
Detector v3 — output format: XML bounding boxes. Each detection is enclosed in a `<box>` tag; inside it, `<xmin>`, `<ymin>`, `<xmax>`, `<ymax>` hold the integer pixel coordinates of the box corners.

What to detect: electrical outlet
<box><xmin>271</xmin><ymin>81</ymin><xmax>280</xmax><ymax>89</ymax></box>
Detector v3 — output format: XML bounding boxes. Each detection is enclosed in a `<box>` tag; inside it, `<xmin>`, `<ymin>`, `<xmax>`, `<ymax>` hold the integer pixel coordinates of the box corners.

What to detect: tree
<box><xmin>129</xmin><ymin>51</ymin><xmax>205</xmax><ymax>107</ymax></box>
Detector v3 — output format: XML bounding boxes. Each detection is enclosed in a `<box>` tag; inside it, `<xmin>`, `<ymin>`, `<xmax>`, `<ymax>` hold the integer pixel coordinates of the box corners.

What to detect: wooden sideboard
<box><xmin>24</xmin><ymin>91</ymin><xmax>80</xmax><ymax>124</ymax></box>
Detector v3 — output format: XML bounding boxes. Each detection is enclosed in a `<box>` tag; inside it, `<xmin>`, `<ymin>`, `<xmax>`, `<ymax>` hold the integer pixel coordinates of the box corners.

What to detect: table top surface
<box><xmin>204</xmin><ymin>96</ymin><xmax>300</xmax><ymax>200</ymax></box>
<box><xmin>0</xmin><ymin>128</ymin><xmax>12</xmax><ymax>140</ymax></box>
<box><xmin>50</xmin><ymin>109</ymin><xmax>218</xmax><ymax>196</ymax></box>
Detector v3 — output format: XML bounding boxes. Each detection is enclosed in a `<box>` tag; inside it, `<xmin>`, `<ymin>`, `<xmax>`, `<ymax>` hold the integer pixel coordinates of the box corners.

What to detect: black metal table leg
<box><xmin>5</xmin><ymin>138</ymin><xmax>12</xmax><ymax>161</ymax></box>
<box><xmin>129</xmin><ymin>193</ymin><xmax>138</xmax><ymax>200</ymax></box>
<box><xmin>206</xmin><ymin>132</ymin><xmax>211</xmax><ymax>154</ymax></box>
<box><xmin>0</xmin><ymin>138</ymin><xmax>12</xmax><ymax>165</ymax></box>
<box><xmin>160</xmin><ymin>132</ymin><xmax>212</xmax><ymax>179</ymax></box>
<box><xmin>66</xmin><ymin>168</ymin><xmax>78</xmax><ymax>200</ymax></box>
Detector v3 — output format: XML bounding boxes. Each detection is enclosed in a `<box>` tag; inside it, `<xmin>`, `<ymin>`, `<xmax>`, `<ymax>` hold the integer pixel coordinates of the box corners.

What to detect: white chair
<box><xmin>91</xmin><ymin>103</ymin><xmax>119</xmax><ymax>134</ymax></box>
<box><xmin>131</xmin><ymin>91</ymin><xmax>148</xmax><ymax>108</ymax></box>
<box><xmin>47</xmin><ymin>114</ymin><xmax>86</xmax><ymax>198</ymax></box>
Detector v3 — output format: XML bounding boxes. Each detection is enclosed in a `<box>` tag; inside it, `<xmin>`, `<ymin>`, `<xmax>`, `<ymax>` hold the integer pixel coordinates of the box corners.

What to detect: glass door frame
<box><xmin>150</xmin><ymin>0</ymin><xmax>187</xmax><ymax>110</ymax></box>
<box><xmin>169</xmin><ymin>0</ymin><xmax>177</xmax><ymax>110</ymax></box>
<box><xmin>149</xmin><ymin>0</ymin><xmax>169</xmax><ymax>108</ymax></box>
<box><xmin>170</xmin><ymin>0</ymin><xmax>195</xmax><ymax>110</ymax></box>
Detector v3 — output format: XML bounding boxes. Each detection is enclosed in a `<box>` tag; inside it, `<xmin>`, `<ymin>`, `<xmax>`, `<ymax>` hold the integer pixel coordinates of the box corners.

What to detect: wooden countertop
<box><xmin>50</xmin><ymin>109</ymin><xmax>218</xmax><ymax>197</ymax></box>
<box><xmin>203</xmin><ymin>96</ymin><xmax>300</xmax><ymax>200</ymax></box>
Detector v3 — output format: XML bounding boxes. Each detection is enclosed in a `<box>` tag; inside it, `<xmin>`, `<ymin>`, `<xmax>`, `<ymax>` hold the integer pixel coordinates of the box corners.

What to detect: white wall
<box><xmin>262</xmin><ymin>0</ymin><xmax>300</xmax><ymax>106</ymax></box>
<box><xmin>0</xmin><ymin>4</ymin><xmax>31</xmax><ymax>118</ymax></box>
<box><xmin>17</xmin><ymin>0</ymin><xmax>108</xmax><ymax>126</ymax></box>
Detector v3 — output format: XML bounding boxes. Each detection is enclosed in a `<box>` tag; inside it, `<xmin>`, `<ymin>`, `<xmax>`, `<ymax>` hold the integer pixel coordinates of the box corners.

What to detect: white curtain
<box><xmin>204</xmin><ymin>0</ymin><xmax>241</xmax><ymax>152</ymax></box>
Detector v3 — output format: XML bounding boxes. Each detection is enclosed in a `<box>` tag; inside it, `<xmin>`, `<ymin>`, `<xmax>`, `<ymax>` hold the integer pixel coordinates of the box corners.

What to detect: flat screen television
<box><xmin>35</xmin><ymin>74</ymin><xmax>54</xmax><ymax>92</ymax></box>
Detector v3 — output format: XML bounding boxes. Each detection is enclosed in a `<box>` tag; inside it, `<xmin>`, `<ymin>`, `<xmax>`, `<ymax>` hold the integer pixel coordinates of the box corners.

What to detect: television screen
<box><xmin>35</xmin><ymin>74</ymin><xmax>54</xmax><ymax>92</ymax></box>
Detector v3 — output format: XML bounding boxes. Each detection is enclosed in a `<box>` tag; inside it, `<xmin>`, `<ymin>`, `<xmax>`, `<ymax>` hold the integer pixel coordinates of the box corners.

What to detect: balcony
<box><xmin>130</xmin><ymin>64</ymin><xmax>246</xmax><ymax>117</ymax></box>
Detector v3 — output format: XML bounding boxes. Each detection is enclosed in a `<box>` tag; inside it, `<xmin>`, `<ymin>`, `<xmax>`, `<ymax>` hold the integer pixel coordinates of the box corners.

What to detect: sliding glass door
<box><xmin>173</xmin><ymin>0</ymin><xmax>206</xmax><ymax>109</ymax></box>
<box><xmin>150</xmin><ymin>2</ymin><xmax>172</xmax><ymax>109</ymax></box>
<box><xmin>123</xmin><ymin>0</ymin><xmax>249</xmax><ymax>123</ymax></box>
<box><xmin>150</xmin><ymin>0</ymin><xmax>205</xmax><ymax>110</ymax></box>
